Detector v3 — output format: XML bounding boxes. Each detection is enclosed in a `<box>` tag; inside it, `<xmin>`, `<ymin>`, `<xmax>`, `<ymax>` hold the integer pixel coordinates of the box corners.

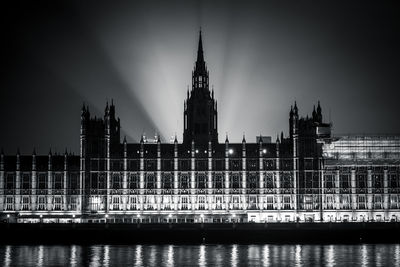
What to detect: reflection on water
<box><xmin>0</xmin><ymin>244</ymin><xmax>399</xmax><ymax>266</ymax></box>
<box><xmin>198</xmin><ymin>245</ymin><xmax>206</xmax><ymax>267</ymax></box>
<box><xmin>231</xmin><ymin>244</ymin><xmax>238</xmax><ymax>267</ymax></box>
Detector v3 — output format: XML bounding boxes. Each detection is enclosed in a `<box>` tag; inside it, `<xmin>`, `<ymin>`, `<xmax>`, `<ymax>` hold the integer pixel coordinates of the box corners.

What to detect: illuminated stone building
<box><xmin>1</xmin><ymin>31</ymin><xmax>399</xmax><ymax>223</ymax></box>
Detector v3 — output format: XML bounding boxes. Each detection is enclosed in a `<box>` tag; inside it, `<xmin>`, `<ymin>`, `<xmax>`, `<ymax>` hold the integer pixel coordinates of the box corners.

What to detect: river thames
<box><xmin>1</xmin><ymin>244</ymin><xmax>399</xmax><ymax>266</ymax></box>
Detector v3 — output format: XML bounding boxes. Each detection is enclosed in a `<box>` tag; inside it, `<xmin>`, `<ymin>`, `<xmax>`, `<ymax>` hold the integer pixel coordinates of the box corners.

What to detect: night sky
<box><xmin>2</xmin><ymin>1</ymin><xmax>400</xmax><ymax>154</ymax></box>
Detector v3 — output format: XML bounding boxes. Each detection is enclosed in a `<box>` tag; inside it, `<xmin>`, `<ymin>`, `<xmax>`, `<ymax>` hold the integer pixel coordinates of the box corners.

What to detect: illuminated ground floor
<box><xmin>2</xmin><ymin>210</ymin><xmax>399</xmax><ymax>224</ymax></box>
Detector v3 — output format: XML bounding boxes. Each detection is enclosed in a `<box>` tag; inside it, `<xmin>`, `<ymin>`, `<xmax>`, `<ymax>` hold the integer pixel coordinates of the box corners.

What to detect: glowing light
<box><xmin>200</xmin><ymin>214</ymin><xmax>204</xmax><ymax>218</ymax></box>
<box><xmin>232</xmin><ymin>214</ymin><xmax>236</xmax><ymax>218</ymax></box>
<box><xmin>105</xmin><ymin>214</ymin><xmax>109</xmax><ymax>218</ymax></box>
<box><xmin>263</xmin><ymin>149</ymin><xmax>267</xmax><ymax>154</ymax></box>
<box><xmin>168</xmin><ymin>214</ymin><xmax>172</xmax><ymax>218</ymax></box>
<box><xmin>195</xmin><ymin>149</ymin><xmax>199</xmax><ymax>154</ymax></box>
<box><xmin>40</xmin><ymin>214</ymin><xmax>43</xmax><ymax>218</ymax></box>
<box><xmin>137</xmin><ymin>214</ymin><xmax>141</xmax><ymax>218</ymax></box>
<box><xmin>229</xmin><ymin>149</ymin><xmax>234</xmax><ymax>155</ymax></box>
<box><xmin>72</xmin><ymin>214</ymin><xmax>75</xmax><ymax>218</ymax></box>
<box><xmin>6</xmin><ymin>214</ymin><xmax>10</xmax><ymax>218</ymax></box>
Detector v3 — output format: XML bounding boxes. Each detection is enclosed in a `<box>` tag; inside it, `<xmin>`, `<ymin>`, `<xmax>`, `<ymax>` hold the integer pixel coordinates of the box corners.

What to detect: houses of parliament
<box><xmin>1</xmin><ymin>31</ymin><xmax>400</xmax><ymax>224</ymax></box>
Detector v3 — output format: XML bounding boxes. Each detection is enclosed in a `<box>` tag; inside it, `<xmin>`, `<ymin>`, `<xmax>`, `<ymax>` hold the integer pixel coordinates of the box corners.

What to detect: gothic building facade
<box><xmin>1</xmin><ymin>32</ymin><xmax>400</xmax><ymax>223</ymax></box>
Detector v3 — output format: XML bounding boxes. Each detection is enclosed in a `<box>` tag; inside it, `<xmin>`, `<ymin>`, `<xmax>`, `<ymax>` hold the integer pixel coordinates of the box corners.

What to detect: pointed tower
<box><xmin>316</xmin><ymin>101</ymin><xmax>323</xmax><ymax>123</ymax></box>
<box><xmin>183</xmin><ymin>30</ymin><xmax>218</xmax><ymax>147</ymax></box>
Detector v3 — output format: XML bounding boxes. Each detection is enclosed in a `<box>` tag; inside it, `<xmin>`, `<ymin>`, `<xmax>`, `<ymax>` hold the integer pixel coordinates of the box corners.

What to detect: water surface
<box><xmin>1</xmin><ymin>244</ymin><xmax>399</xmax><ymax>266</ymax></box>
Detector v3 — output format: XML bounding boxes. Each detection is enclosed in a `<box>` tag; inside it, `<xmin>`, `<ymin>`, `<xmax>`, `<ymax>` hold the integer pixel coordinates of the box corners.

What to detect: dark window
<box><xmin>231</xmin><ymin>174</ymin><xmax>240</xmax><ymax>189</ymax></box>
<box><xmin>53</xmin><ymin>173</ymin><xmax>63</xmax><ymax>190</ymax></box>
<box><xmin>112</xmin><ymin>173</ymin><xmax>121</xmax><ymax>189</ymax></box>
<box><xmin>196</xmin><ymin>160</ymin><xmax>207</xmax><ymax>171</ymax></box>
<box><xmin>162</xmin><ymin>160</ymin><xmax>174</xmax><ymax>171</ymax></box>
<box><xmin>196</xmin><ymin>174</ymin><xmax>206</xmax><ymax>189</ymax></box>
<box><xmin>230</xmin><ymin>160</ymin><xmax>241</xmax><ymax>171</ymax></box>
<box><xmin>180</xmin><ymin>174</ymin><xmax>189</xmax><ymax>189</ymax></box>
<box><xmin>129</xmin><ymin>160</ymin><xmax>139</xmax><ymax>171</ymax></box>
<box><xmin>265</xmin><ymin>173</ymin><xmax>274</xmax><ymax>188</ymax></box>
<box><xmin>6</xmin><ymin>174</ymin><xmax>15</xmax><ymax>190</ymax></box>
<box><xmin>247</xmin><ymin>173</ymin><xmax>258</xmax><ymax>189</ymax></box>
<box><xmin>214</xmin><ymin>174</ymin><xmax>223</xmax><ymax>189</ymax></box>
<box><xmin>22</xmin><ymin>174</ymin><xmax>30</xmax><ymax>190</ymax></box>
<box><xmin>179</xmin><ymin>160</ymin><xmax>190</xmax><ymax>171</ymax></box>
<box><xmin>162</xmin><ymin>173</ymin><xmax>172</xmax><ymax>189</ymax></box>
<box><xmin>146</xmin><ymin>160</ymin><xmax>156</xmax><ymax>171</ymax></box>
<box><xmin>38</xmin><ymin>173</ymin><xmax>46</xmax><ymax>190</ymax></box>
<box><xmin>146</xmin><ymin>174</ymin><xmax>155</xmax><ymax>189</ymax></box>
<box><xmin>129</xmin><ymin>173</ymin><xmax>139</xmax><ymax>189</ymax></box>
<box><xmin>214</xmin><ymin>160</ymin><xmax>224</xmax><ymax>171</ymax></box>
<box><xmin>247</xmin><ymin>159</ymin><xmax>258</xmax><ymax>171</ymax></box>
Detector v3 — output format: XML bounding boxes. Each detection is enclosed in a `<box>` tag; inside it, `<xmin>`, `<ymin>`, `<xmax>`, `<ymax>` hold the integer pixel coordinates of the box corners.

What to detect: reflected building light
<box><xmin>199</xmin><ymin>245</ymin><xmax>206</xmax><ymax>267</ymax></box>
<box><xmin>231</xmin><ymin>244</ymin><xmax>238</xmax><ymax>267</ymax></box>
<box><xmin>248</xmin><ymin>246</ymin><xmax>261</xmax><ymax>264</ymax></box>
<box><xmin>70</xmin><ymin>245</ymin><xmax>77</xmax><ymax>267</ymax></box>
<box><xmin>149</xmin><ymin>245</ymin><xmax>156</xmax><ymax>267</ymax></box>
<box><xmin>361</xmin><ymin>244</ymin><xmax>368</xmax><ymax>267</ymax></box>
<box><xmin>89</xmin><ymin>246</ymin><xmax>101</xmax><ymax>267</ymax></box>
<box><xmin>3</xmin><ymin>245</ymin><xmax>11</xmax><ymax>267</ymax></box>
<box><xmin>395</xmin><ymin>244</ymin><xmax>400</xmax><ymax>266</ymax></box>
<box><xmin>103</xmin><ymin>245</ymin><xmax>110</xmax><ymax>267</ymax></box>
<box><xmin>166</xmin><ymin>245</ymin><xmax>174</xmax><ymax>267</ymax></box>
<box><xmin>272</xmin><ymin>246</ymin><xmax>280</xmax><ymax>266</ymax></box>
<box><xmin>325</xmin><ymin>245</ymin><xmax>334</xmax><ymax>267</ymax></box>
<box><xmin>295</xmin><ymin>245</ymin><xmax>302</xmax><ymax>267</ymax></box>
<box><xmin>37</xmin><ymin>245</ymin><xmax>44</xmax><ymax>267</ymax></box>
<box><xmin>375</xmin><ymin>246</ymin><xmax>382</xmax><ymax>267</ymax></box>
<box><xmin>262</xmin><ymin>245</ymin><xmax>270</xmax><ymax>267</ymax></box>
<box><xmin>134</xmin><ymin>245</ymin><xmax>143</xmax><ymax>267</ymax></box>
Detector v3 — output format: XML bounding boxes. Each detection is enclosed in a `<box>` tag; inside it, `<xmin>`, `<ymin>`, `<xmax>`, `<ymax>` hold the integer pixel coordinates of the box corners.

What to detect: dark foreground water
<box><xmin>1</xmin><ymin>244</ymin><xmax>399</xmax><ymax>266</ymax></box>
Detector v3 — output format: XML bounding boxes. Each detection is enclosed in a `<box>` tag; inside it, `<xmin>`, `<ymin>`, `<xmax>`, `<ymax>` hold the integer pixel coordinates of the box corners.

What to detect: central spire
<box><xmin>194</xmin><ymin>29</ymin><xmax>207</xmax><ymax>75</ymax></box>
<box><xmin>183</xmin><ymin>29</ymin><xmax>218</xmax><ymax>146</ymax></box>
<box><xmin>197</xmin><ymin>29</ymin><xmax>204</xmax><ymax>63</ymax></box>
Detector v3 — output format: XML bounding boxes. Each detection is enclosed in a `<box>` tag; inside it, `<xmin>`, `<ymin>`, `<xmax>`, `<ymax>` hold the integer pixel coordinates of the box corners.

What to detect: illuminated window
<box><xmin>266</xmin><ymin>196</ymin><xmax>274</xmax><ymax>210</ymax></box>
<box><xmin>6</xmin><ymin>196</ymin><xmax>14</xmax><ymax>211</ymax></box>
<box><xmin>69</xmin><ymin>197</ymin><xmax>77</xmax><ymax>211</ymax></box>
<box><xmin>198</xmin><ymin>196</ymin><xmax>205</xmax><ymax>210</ymax></box>
<box><xmin>112</xmin><ymin>196</ymin><xmax>120</xmax><ymax>210</ymax></box>
<box><xmin>283</xmin><ymin>196</ymin><xmax>291</xmax><ymax>209</ymax></box>
<box><xmin>54</xmin><ymin>196</ymin><xmax>62</xmax><ymax>210</ymax></box>
<box><xmin>22</xmin><ymin>196</ymin><xmax>30</xmax><ymax>210</ymax></box>
<box><xmin>129</xmin><ymin>197</ymin><xmax>137</xmax><ymax>210</ymax></box>
<box><xmin>181</xmin><ymin>197</ymin><xmax>189</xmax><ymax>210</ymax></box>
<box><xmin>215</xmin><ymin>196</ymin><xmax>223</xmax><ymax>210</ymax></box>
<box><xmin>38</xmin><ymin>196</ymin><xmax>46</xmax><ymax>210</ymax></box>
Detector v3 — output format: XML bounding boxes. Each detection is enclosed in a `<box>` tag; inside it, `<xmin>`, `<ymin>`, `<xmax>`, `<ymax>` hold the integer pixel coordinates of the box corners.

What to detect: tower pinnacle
<box><xmin>195</xmin><ymin>29</ymin><xmax>206</xmax><ymax>75</ymax></box>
